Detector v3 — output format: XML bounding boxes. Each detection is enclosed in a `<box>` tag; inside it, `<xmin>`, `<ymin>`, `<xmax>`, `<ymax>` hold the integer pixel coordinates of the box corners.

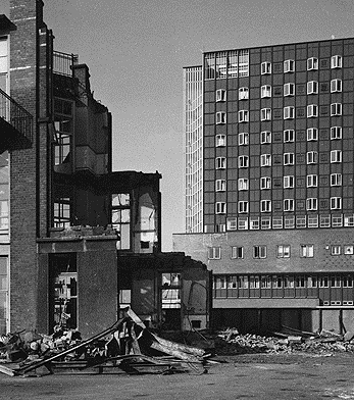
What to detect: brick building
<box><xmin>174</xmin><ymin>40</ymin><xmax>354</xmax><ymax>334</ymax></box>
<box><xmin>0</xmin><ymin>0</ymin><xmax>210</xmax><ymax>337</ymax></box>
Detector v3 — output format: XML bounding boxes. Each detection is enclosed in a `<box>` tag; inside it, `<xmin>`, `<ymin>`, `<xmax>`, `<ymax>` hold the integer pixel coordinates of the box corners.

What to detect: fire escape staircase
<box><xmin>0</xmin><ymin>88</ymin><xmax>33</xmax><ymax>154</ymax></box>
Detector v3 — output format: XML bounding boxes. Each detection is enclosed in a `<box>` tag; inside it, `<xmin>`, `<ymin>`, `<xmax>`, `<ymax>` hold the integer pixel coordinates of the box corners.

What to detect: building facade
<box><xmin>174</xmin><ymin>39</ymin><xmax>354</xmax><ymax>334</ymax></box>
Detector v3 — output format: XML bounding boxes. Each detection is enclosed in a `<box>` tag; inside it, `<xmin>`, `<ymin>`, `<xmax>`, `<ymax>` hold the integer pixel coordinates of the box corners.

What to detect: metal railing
<box><xmin>53</xmin><ymin>51</ymin><xmax>78</xmax><ymax>77</ymax></box>
<box><xmin>0</xmin><ymin>88</ymin><xmax>33</xmax><ymax>143</ymax></box>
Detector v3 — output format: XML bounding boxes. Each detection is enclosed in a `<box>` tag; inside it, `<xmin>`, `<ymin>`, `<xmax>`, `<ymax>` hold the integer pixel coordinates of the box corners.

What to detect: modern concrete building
<box><xmin>174</xmin><ymin>39</ymin><xmax>354</xmax><ymax>334</ymax></box>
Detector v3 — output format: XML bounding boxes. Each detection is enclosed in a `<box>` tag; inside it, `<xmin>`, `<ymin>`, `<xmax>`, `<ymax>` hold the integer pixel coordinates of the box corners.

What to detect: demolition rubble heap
<box><xmin>214</xmin><ymin>327</ymin><xmax>354</xmax><ymax>356</ymax></box>
<box><xmin>0</xmin><ymin>308</ymin><xmax>210</xmax><ymax>377</ymax></box>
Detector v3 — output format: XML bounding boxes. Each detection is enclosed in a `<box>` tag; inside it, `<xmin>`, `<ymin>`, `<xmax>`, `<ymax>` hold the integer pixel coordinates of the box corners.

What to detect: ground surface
<box><xmin>0</xmin><ymin>353</ymin><xmax>353</xmax><ymax>400</ymax></box>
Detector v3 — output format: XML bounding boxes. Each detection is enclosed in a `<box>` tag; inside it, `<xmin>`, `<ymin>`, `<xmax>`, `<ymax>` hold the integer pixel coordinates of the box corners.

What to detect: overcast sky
<box><xmin>1</xmin><ymin>0</ymin><xmax>354</xmax><ymax>250</ymax></box>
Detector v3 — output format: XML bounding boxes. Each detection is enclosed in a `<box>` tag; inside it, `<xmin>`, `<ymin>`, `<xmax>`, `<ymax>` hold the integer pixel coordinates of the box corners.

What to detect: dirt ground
<box><xmin>0</xmin><ymin>353</ymin><xmax>353</xmax><ymax>400</ymax></box>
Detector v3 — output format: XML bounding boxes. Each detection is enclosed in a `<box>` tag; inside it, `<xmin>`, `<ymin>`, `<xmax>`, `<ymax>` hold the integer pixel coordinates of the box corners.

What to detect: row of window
<box><xmin>215</xmin><ymin>196</ymin><xmax>343</xmax><ymax>215</ymax></box>
<box><xmin>216</xmin><ymin>79</ymin><xmax>343</xmax><ymax>102</ymax></box>
<box><xmin>209</xmin><ymin>242</ymin><xmax>354</xmax><ymax>260</ymax></box>
<box><xmin>215</xmin><ymin>103</ymin><xmax>343</xmax><ymax>124</ymax></box>
<box><xmin>260</xmin><ymin>55</ymin><xmax>342</xmax><ymax>75</ymax></box>
<box><xmin>215</xmin><ymin>149</ymin><xmax>342</xmax><ymax>170</ymax></box>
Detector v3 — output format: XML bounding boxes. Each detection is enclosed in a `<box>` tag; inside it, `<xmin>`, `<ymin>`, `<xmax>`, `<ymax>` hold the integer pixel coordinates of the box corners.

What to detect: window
<box><xmin>261</xmin><ymin>276</ymin><xmax>271</xmax><ymax>289</ymax></box>
<box><xmin>261</xmin><ymin>85</ymin><xmax>271</xmax><ymax>98</ymax></box>
<box><xmin>277</xmin><ymin>245</ymin><xmax>290</xmax><ymax>258</ymax></box>
<box><xmin>238</xmin><ymin>155</ymin><xmax>249</xmax><ymax>168</ymax></box>
<box><xmin>238</xmin><ymin>201</ymin><xmax>249</xmax><ymax>213</ymax></box>
<box><xmin>238</xmin><ymin>132</ymin><xmax>249</xmax><ymax>145</ymax></box>
<box><xmin>284</xmin><ymin>199</ymin><xmax>294</xmax><ymax>212</ymax></box>
<box><xmin>216</xmin><ymin>111</ymin><xmax>226</xmax><ymax>124</ymax></box>
<box><xmin>307</xmin><ymin>57</ymin><xmax>318</xmax><ymax>70</ymax></box>
<box><xmin>227</xmin><ymin>217</ymin><xmax>237</xmax><ymax>231</ymax></box>
<box><xmin>331</xmin><ymin>55</ymin><xmax>342</xmax><ymax>69</ymax></box>
<box><xmin>216</xmin><ymin>134</ymin><xmax>226</xmax><ymax>147</ymax></box>
<box><xmin>112</xmin><ymin>193</ymin><xmax>131</xmax><ymax>250</ymax></box>
<box><xmin>54</xmin><ymin>118</ymin><xmax>72</xmax><ymax>167</ymax></box>
<box><xmin>331</xmin><ymin>103</ymin><xmax>342</xmax><ymax>116</ymax></box>
<box><xmin>261</xmin><ymin>200</ymin><xmax>271</xmax><ymax>212</ymax></box>
<box><xmin>284</xmin><ymin>106</ymin><xmax>295</xmax><ymax>119</ymax></box>
<box><xmin>54</xmin><ymin>197</ymin><xmax>71</xmax><ymax>228</ymax></box>
<box><xmin>215</xmin><ymin>179</ymin><xmax>226</xmax><ymax>192</ymax></box>
<box><xmin>319</xmin><ymin>276</ymin><xmax>329</xmax><ymax>288</ymax></box>
<box><xmin>284</xmin><ymin>175</ymin><xmax>294</xmax><ymax>189</ymax></box>
<box><xmin>216</xmin><ymin>89</ymin><xmax>226</xmax><ymax>102</ymax></box>
<box><xmin>261</xmin><ymin>61</ymin><xmax>271</xmax><ymax>75</ymax></box>
<box><xmin>307</xmin><ymin>151</ymin><xmax>318</xmax><ymax>164</ymax></box>
<box><xmin>253</xmin><ymin>246</ymin><xmax>266</xmax><ymax>259</ymax></box>
<box><xmin>215</xmin><ymin>157</ymin><xmax>226</xmax><ymax>169</ymax></box>
<box><xmin>250</xmin><ymin>276</ymin><xmax>260</xmax><ymax>289</ymax></box>
<box><xmin>238</xmin><ymin>178</ymin><xmax>249</xmax><ymax>191</ymax></box>
<box><xmin>307</xmin><ymin>81</ymin><xmax>318</xmax><ymax>94</ymax></box>
<box><xmin>306</xmin><ymin>198</ymin><xmax>318</xmax><ymax>211</ymax></box>
<box><xmin>308</xmin><ymin>276</ymin><xmax>317</xmax><ymax>288</ymax></box>
<box><xmin>331</xmin><ymin>245</ymin><xmax>341</xmax><ymax>256</ymax></box>
<box><xmin>301</xmin><ymin>245</ymin><xmax>314</xmax><ymax>258</ymax></box>
<box><xmin>330</xmin><ymin>173</ymin><xmax>342</xmax><ymax>186</ymax></box>
<box><xmin>284</xmin><ymin>59</ymin><xmax>295</xmax><ymax>73</ymax></box>
<box><xmin>208</xmin><ymin>247</ymin><xmax>221</xmax><ymax>259</ymax></box>
<box><xmin>238</xmin><ymin>110</ymin><xmax>249</xmax><ymax>123</ymax></box>
<box><xmin>330</xmin><ymin>150</ymin><xmax>342</xmax><ymax>163</ymax></box>
<box><xmin>307</xmin><ymin>128</ymin><xmax>318</xmax><ymax>141</ymax></box>
<box><xmin>295</xmin><ymin>276</ymin><xmax>306</xmax><ymax>288</ymax></box>
<box><xmin>330</xmin><ymin>126</ymin><xmax>342</xmax><ymax>140</ymax></box>
<box><xmin>215</xmin><ymin>202</ymin><xmax>226</xmax><ymax>214</ymax></box>
<box><xmin>261</xmin><ymin>154</ymin><xmax>271</xmax><ymax>167</ymax></box>
<box><xmin>231</xmin><ymin>246</ymin><xmax>244</xmax><ymax>259</ymax></box>
<box><xmin>284</xmin><ymin>82</ymin><xmax>295</xmax><ymax>96</ymax></box>
<box><xmin>272</xmin><ymin>276</ymin><xmax>283</xmax><ymax>288</ymax></box>
<box><xmin>250</xmin><ymin>217</ymin><xmax>259</xmax><ymax>230</ymax></box>
<box><xmin>284</xmin><ymin>129</ymin><xmax>295</xmax><ymax>143</ymax></box>
<box><xmin>307</xmin><ymin>104</ymin><xmax>318</xmax><ymax>118</ymax></box>
<box><xmin>260</xmin><ymin>176</ymin><xmax>271</xmax><ymax>190</ymax></box>
<box><xmin>261</xmin><ymin>108</ymin><xmax>271</xmax><ymax>121</ymax></box>
<box><xmin>261</xmin><ymin>131</ymin><xmax>271</xmax><ymax>144</ymax></box>
<box><xmin>284</xmin><ymin>153</ymin><xmax>295</xmax><ymax>165</ymax></box>
<box><xmin>343</xmin><ymin>275</ymin><xmax>353</xmax><ymax>287</ymax></box>
<box><xmin>239</xmin><ymin>87</ymin><xmax>249</xmax><ymax>100</ymax></box>
<box><xmin>307</xmin><ymin>174</ymin><xmax>318</xmax><ymax>188</ymax></box>
<box><xmin>330</xmin><ymin>197</ymin><xmax>342</xmax><ymax>210</ymax></box>
<box><xmin>331</xmin><ymin>79</ymin><xmax>342</xmax><ymax>93</ymax></box>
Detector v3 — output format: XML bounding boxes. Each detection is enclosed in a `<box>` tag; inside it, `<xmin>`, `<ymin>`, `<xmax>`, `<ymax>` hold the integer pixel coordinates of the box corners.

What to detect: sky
<box><xmin>1</xmin><ymin>0</ymin><xmax>354</xmax><ymax>251</ymax></box>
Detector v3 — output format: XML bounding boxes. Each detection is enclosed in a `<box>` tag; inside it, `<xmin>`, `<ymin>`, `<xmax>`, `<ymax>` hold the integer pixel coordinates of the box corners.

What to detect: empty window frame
<box><xmin>238</xmin><ymin>155</ymin><xmax>249</xmax><ymax>168</ymax></box>
<box><xmin>284</xmin><ymin>59</ymin><xmax>295</xmax><ymax>73</ymax></box>
<box><xmin>261</xmin><ymin>200</ymin><xmax>271</xmax><ymax>212</ymax></box>
<box><xmin>284</xmin><ymin>152</ymin><xmax>295</xmax><ymax>165</ymax></box>
<box><xmin>284</xmin><ymin>82</ymin><xmax>295</xmax><ymax>96</ymax></box>
<box><xmin>216</xmin><ymin>89</ymin><xmax>226</xmax><ymax>102</ymax></box>
<box><xmin>261</xmin><ymin>131</ymin><xmax>271</xmax><ymax>144</ymax></box>
<box><xmin>307</xmin><ymin>80</ymin><xmax>318</xmax><ymax>94</ymax></box>
<box><xmin>215</xmin><ymin>157</ymin><xmax>226</xmax><ymax>169</ymax></box>
<box><xmin>260</xmin><ymin>176</ymin><xmax>271</xmax><ymax>190</ymax></box>
<box><xmin>215</xmin><ymin>134</ymin><xmax>226</xmax><ymax>147</ymax></box>
<box><xmin>216</xmin><ymin>111</ymin><xmax>226</xmax><ymax>124</ymax></box>
<box><xmin>306</xmin><ymin>198</ymin><xmax>318</xmax><ymax>211</ymax></box>
<box><xmin>277</xmin><ymin>245</ymin><xmax>290</xmax><ymax>258</ymax></box>
<box><xmin>307</xmin><ymin>57</ymin><xmax>318</xmax><ymax>70</ymax></box>
<box><xmin>238</xmin><ymin>201</ymin><xmax>249</xmax><ymax>213</ymax></box>
<box><xmin>215</xmin><ymin>179</ymin><xmax>226</xmax><ymax>192</ymax></box>
<box><xmin>208</xmin><ymin>247</ymin><xmax>221</xmax><ymax>259</ymax></box>
<box><xmin>307</xmin><ymin>104</ymin><xmax>318</xmax><ymax>118</ymax></box>
<box><xmin>301</xmin><ymin>244</ymin><xmax>314</xmax><ymax>258</ymax></box>
<box><xmin>284</xmin><ymin>106</ymin><xmax>295</xmax><ymax>119</ymax></box>
<box><xmin>261</xmin><ymin>85</ymin><xmax>271</xmax><ymax>98</ymax></box>
<box><xmin>238</xmin><ymin>177</ymin><xmax>249</xmax><ymax>191</ymax></box>
<box><xmin>330</xmin><ymin>197</ymin><xmax>342</xmax><ymax>210</ymax></box>
<box><xmin>284</xmin><ymin>199</ymin><xmax>295</xmax><ymax>212</ymax></box>
<box><xmin>307</xmin><ymin>174</ymin><xmax>318</xmax><ymax>188</ymax></box>
<box><xmin>330</xmin><ymin>173</ymin><xmax>342</xmax><ymax>186</ymax></box>
<box><xmin>331</xmin><ymin>103</ymin><xmax>342</xmax><ymax>116</ymax></box>
<box><xmin>330</xmin><ymin>126</ymin><xmax>342</xmax><ymax>140</ymax></box>
<box><xmin>238</xmin><ymin>110</ymin><xmax>249</xmax><ymax>122</ymax></box>
<box><xmin>330</xmin><ymin>150</ymin><xmax>342</xmax><ymax>163</ymax></box>
<box><xmin>331</xmin><ymin>55</ymin><xmax>342</xmax><ymax>69</ymax></box>
<box><xmin>284</xmin><ymin>175</ymin><xmax>294</xmax><ymax>189</ymax></box>
<box><xmin>261</xmin><ymin>108</ymin><xmax>271</xmax><ymax>121</ymax></box>
<box><xmin>238</xmin><ymin>132</ymin><xmax>249</xmax><ymax>145</ymax></box>
<box><xmin>261</xmin><ymin>154</ymin><xmax>271</xmax><ymax>167</ymax></box>
<box><xmin>307</xmin><ymin>151</ymin><xmax>318</xmax><ymax>164</ymax></box>
<box><xmin>307</xmin><ymin>127</ymin><xmax>318</xmax><ymax>141</ymax></box>
<box><xmin>231</xmin><ymin>246</ymin><xmax>244</xmax><ymax>259</ymax></box>
<box><xmin>283</xmin><ymin>129</ymin><xmax>295</xmax><ymax>143</ymax></box>
<box><xmin>261</xmin><ymin>61</ymin><xmax>271</xmax><ymax>75</ymax></box>
<box><xmin>239</xmin><ymin>87</ymin><xmax>249</xmax><ymax>100</ymax></box>
<box><xmin>331</xmin><ymin>79</ymin><xmax>342</xmax><ymax>93</ymax></box>
<box><xmin>253</xmin><ymin>245</ymin><xmax>266</xmax><ymax>259</ymax></box>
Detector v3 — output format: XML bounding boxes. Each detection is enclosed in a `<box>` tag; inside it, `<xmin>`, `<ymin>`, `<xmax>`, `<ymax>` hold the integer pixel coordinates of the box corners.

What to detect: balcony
<box><xmin>0</xmin><ymin>88</ymin><xmax>33</xmax><ymax>153</ymax></box>
<box><xmin>53</xmin><ymin>51</ymin><xmax>78</xmax><ymax>77</ymax></box>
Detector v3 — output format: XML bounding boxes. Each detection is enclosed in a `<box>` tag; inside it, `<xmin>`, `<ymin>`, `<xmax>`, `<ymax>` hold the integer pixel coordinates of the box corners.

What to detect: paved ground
<box><xmin>0</xmin><ymin>353</ymin><xmax>353</xmax><ymax>399</ymax></box>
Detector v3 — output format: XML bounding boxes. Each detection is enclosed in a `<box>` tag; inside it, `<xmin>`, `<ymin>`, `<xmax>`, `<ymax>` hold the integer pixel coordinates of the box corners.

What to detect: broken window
<box><xmin>54</xmin><ymin>197</ymin><xmax>71</xmax><ymax>228</ymax></box>
<box><xmin>139</xmin><ymin>193</ymin><xmax>157</xmax><ymax>251</ymax></box>
<box><xmin>0</xmin><ymin>256</ymin><xmax>8</xmax><ymax>335</ymax></box>
<box><xmin>112</xmin><ymin>193</ymin><xmax>130</xmax><ymax>250</ymax></box>
<box><xmin>161</xmin><ymin>273</ymin><xmax>181</xmax><ymax>309</ymax></box>
<box><xmin>54</xmin><ymin>98</ymin><xmax>73</xmax><ymax>170</ymax></box>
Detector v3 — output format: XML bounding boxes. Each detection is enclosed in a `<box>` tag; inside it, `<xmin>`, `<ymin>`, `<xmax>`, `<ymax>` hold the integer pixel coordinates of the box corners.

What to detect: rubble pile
<box><xmin>214</xmin><ymin>327</ymin><xmax>354</xmax><ymax>356</ymax></box>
